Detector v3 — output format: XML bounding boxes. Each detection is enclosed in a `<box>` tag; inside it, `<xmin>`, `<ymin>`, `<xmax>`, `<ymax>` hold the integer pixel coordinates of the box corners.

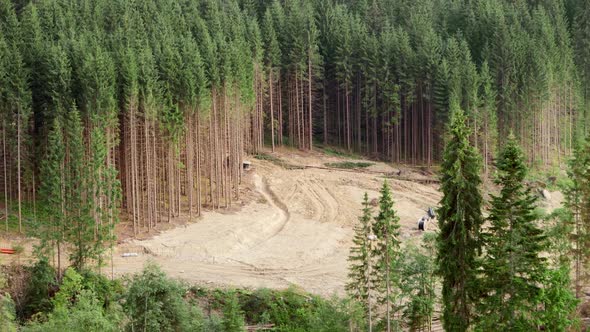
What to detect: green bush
<box><xmin>22</xmin><ymin>258</ymin><xmax>57</xmax><ymax>320</ymax></box>
<box><xmin>222</xmin><ymin>291</ymin><xmax>245</xmax><ymax>332</ymax></box>
<box><xmin>23</xmin><ymin>268</ymin><xmax>122</xmax><ymax>332</ymax></box>
<box><xmin>0</xmin><ymin>294</ymin><xmax>17</xmax><ymax>332</ymax></box>
<box><xmin>325</xmin><ymin>162</ymin><xmax>374</xmax><ymax>169</ymax></box>
<box><xmin>79</xmin><ymin>270</ymin><xmax>123</xmax><ymax>309</ymax></box>
<box><xmin>123</xmin><ymin>263</ymin><xmax>202</xmax><ymax>332</ymax></box>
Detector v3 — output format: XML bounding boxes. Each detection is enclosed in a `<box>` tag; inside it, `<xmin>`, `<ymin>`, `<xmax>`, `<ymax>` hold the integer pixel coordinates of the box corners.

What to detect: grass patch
<box><xmin>254</xmin><ymin>153</ymin><xmax>281</xmax><ymax>163</ymax></box>
<box><xmin>325</xmin><ymin>161</ymin><xmax>374</xmax><ymax>169</ymax></box>
<box><xmin>320</xmin><ymin>146</ymin><xmax>362</xmax><ymax>160</ymax></box>
<box><xmin>254</xmin><ymin>153</ymin><xmax>304</xmax><ymax>170</ymax></box>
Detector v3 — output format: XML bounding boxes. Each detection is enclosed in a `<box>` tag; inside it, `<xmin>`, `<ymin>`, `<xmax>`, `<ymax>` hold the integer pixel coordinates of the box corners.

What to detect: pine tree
<box><xmin>346</xmin><ymin>192</ymin><xmax>374</xmax><ymax>330</ymax></box>
<box><xmin>476</xmin><ymin>134</ymin><xmax>547</xmax><ymax>330</ymax></box>
<box><xmin>372</xmin><ymin>181</ymin><xmax>401</xmax><ymax>332</ymax></box>
<box><xmin>436</xmin><ymin>106</ymin><xmax>483</xmax><ymax>332</ymax></box>
<box><xmin>36</xmin><ymin>117</ymin><xmax>65</xmax><ymax>276</ymax></box>
<box><xmin>399</xmin><ymin>233</ymin><xmax>436</xmax><ymax>332</ymax></box>
<box><xmin>563</xmin><ymin>136</ymin><xmax>590</xmax><ymax>297</ymax></box>
<box><xmin>222</xmin><ymin>291</ymin><xmax>245</xmax><ymax>332</ymax></box>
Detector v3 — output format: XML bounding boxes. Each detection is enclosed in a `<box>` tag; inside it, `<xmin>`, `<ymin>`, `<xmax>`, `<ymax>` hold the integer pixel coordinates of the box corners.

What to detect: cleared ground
<box><xmin>1</xmin><ymin>148</ymin><xmax>562</xmax><ymax>298</ymax></box>
<box><xmin>112</xmin><ymin>148</ymin><xmax>442</xmax><ymax>296</ymax></box>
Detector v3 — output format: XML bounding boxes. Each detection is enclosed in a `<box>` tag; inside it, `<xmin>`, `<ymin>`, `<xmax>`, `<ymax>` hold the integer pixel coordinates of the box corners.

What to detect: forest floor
<box><xmin>0</xmin><ymin>147</ymin><xmax>563</xmax><ymax>298</ymax></box>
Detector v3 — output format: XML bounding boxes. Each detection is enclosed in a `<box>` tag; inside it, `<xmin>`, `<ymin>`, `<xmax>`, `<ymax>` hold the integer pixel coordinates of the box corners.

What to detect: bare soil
<box><xmin>112</xmin><ymin>148</ymin><xmax>443</xmax><ymax>296</ymax></box>
<box><xmin>0</xmin><ymin>147</ymin><xmax>564</xmax><ymax>298</ymax></box>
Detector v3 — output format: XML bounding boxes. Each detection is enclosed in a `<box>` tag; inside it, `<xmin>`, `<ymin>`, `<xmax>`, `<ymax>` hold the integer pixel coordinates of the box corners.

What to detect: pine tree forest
<box><xmin>0</xmin><ymin>0</ymin><xmax>589</xmax><ymax>240</ymax></box>
<box><xmin>4</xmin><ymin>0</ymin><xmax>590</xmax><ymax>331</ymax></box>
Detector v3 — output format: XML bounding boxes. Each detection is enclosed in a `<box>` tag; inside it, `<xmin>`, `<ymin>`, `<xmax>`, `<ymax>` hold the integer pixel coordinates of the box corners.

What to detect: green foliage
<box><xmin>23</xmin><ymin>268</ymin><xmax>121</xmax><ymax>332</ymax></box>
<box><xmin>123</xmin><ymin>263</ymin><xmax>199</xmax><ymax>332</ymax></box>
<box><xmin>346</xmin><ymin>192</ymin><xmax>373</xmax><ymax>316</ymax></box>
<box><xmin>539</xmin><ymin>265</ymin><xmax>579</xmax><ymax>331</ymax></box>
<box><xmin>325</xmin><ymin>161</ymin><xmax>374</xmax><ymax>169</ymax></box>
<box><xmin>198</xmin><ymin>286</ymin><xmax>360</xmax><ymax>332</ymax></box>
<box><xmin>0</xmin><ymin>294</ymin><xmax>17</xmax><ymax>332</ymax></box>
<box><xmin>476</xmin><ymin>134</ymin><xmax>548</xmax><ymax>330</ymax></box>
<box><xmin>22</xmin><ymin>258</ymin><xmax>57</xmax><ymax>320</ymax></box>
<box><xmin>563</xmin><ymin>136</ymin><xmax>590</xmax><ymax>296</ymax></box>
<box><xmin>320</xmin><ymin>147</ymin><xmax>361</xmax><ymax>159</ymax></box>
<box><xmin>372</xmin><ymin>181</ymin><xmax>402</xmax><ymax>330</ymax></box>
<box><xmin>399</xmin><ymin>236</ymin><xmax>436</xmax><ymax>331</ymax></box>
<box><xmin>222</xmin><ymin>291</ymin><xmax>245</xmax><ymax>332</ymax></box>
<box><xmin>436</xmin><ymin>108</ymin><xmax>483</xmax><ymax>332</ymax></box>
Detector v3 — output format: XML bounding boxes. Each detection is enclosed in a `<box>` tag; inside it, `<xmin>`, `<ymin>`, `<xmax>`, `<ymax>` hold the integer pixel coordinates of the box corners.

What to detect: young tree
<box><xmin>399</xmin><ymin>233</ymin><xmax>436</xmax><ymax>332</ymax></box>
<box><xmin>222</xmin><ymin>291</ymin><xmax>245</xmax><ymax>332</ymax></box>
<box><xmin>346</xmin><ymin>192</ymin><xmax>374</xmax><ymax>330</ymax></box>
<box><xmin>476</xmin><ymin>134</ymin><xmax>548</xmax><ymax>330</ymax></box>
<box><xmin>372</xmin><ymin>181</ymin><xmax>401</xmax><ymax>332</ymax></box>
<box><xmin>436</xmin><ymin>106</ymin><xmax>483</xmax><ymax>332</ymax></box>
<box><xmin>36</xmin><ymin>118</ymin><xmax>65</xmax><ymax>276</ymax></box>
<box><xmin>563</xmin><ymin>137</ymin><xmax>590</xmax><ymax>298</ymax></box>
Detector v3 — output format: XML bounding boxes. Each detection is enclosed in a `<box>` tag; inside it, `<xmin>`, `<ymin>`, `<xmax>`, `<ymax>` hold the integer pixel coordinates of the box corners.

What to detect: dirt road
<box><xmin>112</xmin><ymin>149</ymin><xmax>442</xmax><ymax>296</ymax></box>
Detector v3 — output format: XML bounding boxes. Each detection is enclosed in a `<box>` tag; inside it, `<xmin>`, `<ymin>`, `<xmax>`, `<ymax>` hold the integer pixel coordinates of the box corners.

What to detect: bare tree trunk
<box><xmin>270</xmin><ymin>69</ymin><xmax>275</xmax><ymax>152</ymax></box>
<box><xmin>3</xmin><ymin>121</ymin><xmax>7</xmax><ymax>232</ymax></box>
<box><xmin>308</xmin><ymin>49</ymin><xmax>313</xmax><ymax>151</ymax></box>
<box><xmin>17</xmin><ymin>107</ymin><xmax>22</xmax><ymax>233</ymax></box>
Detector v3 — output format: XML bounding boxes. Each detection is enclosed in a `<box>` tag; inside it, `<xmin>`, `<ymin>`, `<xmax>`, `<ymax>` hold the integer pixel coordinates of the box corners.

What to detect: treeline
<box><xmin>347</xmin><ymin>108</ymin><xmax>590</xmax><ymax>331</ymax></box>
<box><xmin>0</xmin><ymin>0</ymin><xmax>589</xmax><ymax>260</ymax></box>
<box><xmin>0</xmin><ymin>262</ymin><xmax>363</xmax><ymax>331</ymax></box>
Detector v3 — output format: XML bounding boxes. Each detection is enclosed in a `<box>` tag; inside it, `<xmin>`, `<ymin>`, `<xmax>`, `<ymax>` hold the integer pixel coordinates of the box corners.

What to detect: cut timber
<box><xmin>246</xmin><ymin>324</ymin><xmax>275</xmax><ymax>331</ymax></box>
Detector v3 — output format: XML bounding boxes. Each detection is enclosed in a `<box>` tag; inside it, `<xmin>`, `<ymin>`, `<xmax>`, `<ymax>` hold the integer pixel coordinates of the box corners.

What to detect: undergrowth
<box><xmin>325</xmin><ymin>161</ymin><xmax>374</xmax><ymax>169</ymax></box>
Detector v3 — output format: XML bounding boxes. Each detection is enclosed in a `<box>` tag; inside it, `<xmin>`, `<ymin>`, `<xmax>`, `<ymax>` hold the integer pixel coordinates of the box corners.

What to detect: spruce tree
<box><xmin>36</xmin><ymin>117</ymin><xmax>65</xmax><ymax>274</ymax></box>
<box><xmin>372</xmin><ymin>181</ymin><xmax>401</xmax><ymax>332</ymax></box>
<box><xmin>476</xmin><ymin>134</ymin><xmax>547</xmax><ymax>331</ymax></box>
<box><xmin>346</xmin><ymin>192</ymin><xmax>374</xmax><ymax>329</ymax></box>
<box><xmin>436</xmin><ymin>106</ymin><xmax>483</xmax><ymax>332</ymax></box>
<box><xmin>563</xmin><ymin>136</ymin><xmax>590</xmax><ymax>297</ymax></box>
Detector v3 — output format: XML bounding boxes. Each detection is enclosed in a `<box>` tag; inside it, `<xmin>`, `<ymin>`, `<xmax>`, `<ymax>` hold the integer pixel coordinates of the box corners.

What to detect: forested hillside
<box><xmin>0</xmin><ymin>0</ymin><xmax>588</xmax><ymax>238</ymax></box>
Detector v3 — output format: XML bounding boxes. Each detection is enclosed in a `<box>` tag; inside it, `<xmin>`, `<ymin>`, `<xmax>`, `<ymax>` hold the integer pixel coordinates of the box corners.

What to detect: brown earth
<box><xmin>111</xmin><ymin>148</ymin><xmax>442</xmax><ymax>296</ymax></box>
<box><xmin>0</xmin><ymin>147</ymin><xmax>564</xmax><ymax>298</ymax></box>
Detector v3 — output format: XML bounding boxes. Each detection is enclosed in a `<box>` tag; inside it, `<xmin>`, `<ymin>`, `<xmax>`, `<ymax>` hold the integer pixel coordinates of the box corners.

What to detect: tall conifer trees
<box><xmin>436</xmin><ymin>106</ymin><xmax>483</xmax><ymax>332</ymax></box>
<box><xmin>476</xmin><ymin>134</ymin><xmax>547</xmax><ymax>330</ymax></box>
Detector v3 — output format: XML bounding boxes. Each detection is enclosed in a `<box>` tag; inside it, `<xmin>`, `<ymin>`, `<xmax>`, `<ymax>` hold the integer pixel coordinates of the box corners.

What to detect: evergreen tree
<box><xmin>36</xmin><ymin>118</ymin><xmax>65</xmax><ymax>273</ymax></box>
<box><xmin>222</xmin><ymin>291</ymin><xmax>245</xmax><ymax>332</ymax></box>
<box><xmin>436</xmin><ymin>106</ymin><xmax>483</xmax><ymax>332</ymax></box>
<box><xmin>372</xmin><ymin>181</ymin><xmax>401</xmax><ymax>332</ymax></box>
<box><xmin>563</xmin><ymin>136</ymin><xmax>590</xmax><ymax>297</ymax></box>
<box><xmin>476</xmin><ymin>134</ymin><xmax>547</xmax><ymax>330</ymax></box>
<box><xmin>346</xmin><ymin>192</ymin><xmax>374</xmax><ymax>329</ymax></box>
<box><xmin>399</xmin><ymin>233</ymin><xmax>436</xmax><ymax>332</ymax></box>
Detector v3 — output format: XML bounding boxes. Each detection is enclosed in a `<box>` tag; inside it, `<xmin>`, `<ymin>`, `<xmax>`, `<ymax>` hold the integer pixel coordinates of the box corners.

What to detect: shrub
<box><xmin>222</xmin><ymin>291</ymin><xmax>245</xmax><ymax>332</ymax></box>
<box><xmin>0</xmin><ymin>294</ymin><xmax>17</xmax><ymax>332</ymax></box>
<box><xmin>22</xmin><ymin>258</ymin><xmax>57</xmax><ymax>320</ymax></box>
<box><xmin>123</xmin><ymin>263</ymin><xmax>201</xmax><ymax>332</ymax></box>
<box><xmin>23</xmin><ymin>268</ymin><xmax>122</xmax><ymax>332</ymax></box>
<box><xmin>325</xmin><ymin>162</ymin><xmax>374</xmax><ymax>169</ymax></box>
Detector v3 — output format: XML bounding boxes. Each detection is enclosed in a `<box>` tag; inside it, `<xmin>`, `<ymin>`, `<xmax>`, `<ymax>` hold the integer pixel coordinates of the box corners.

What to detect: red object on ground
<box><xmin>0</xmin><ymin>248</ymin><xmax>15</xmax><ymax>254</ymax></box>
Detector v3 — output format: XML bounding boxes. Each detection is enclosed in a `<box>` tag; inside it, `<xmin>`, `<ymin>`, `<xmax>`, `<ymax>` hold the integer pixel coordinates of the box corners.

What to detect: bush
<box><xmin>79</xmin><ymin>270</ymin><xmax>123</xmax><ymax>309</ymax></box>
<box><xmin>325</xmin><ymin>162</ymin><xmax>374</xmax><ymax>169</ymax></box>
<box><xmin>123</xmin><ymin>263</ymin><xmax>201</xmax><ymax>332</ymax></box>
<box><xmin>23</xmin><ymin>268</ymin><xmax>122</xmax><ymax>332</ymax></box>
<box><xmin>0</xmin><ymin>294</ymin><xmax>17</xmax><ymax>332</ymax></box>
<box><xmin>22</xmin><ymin>258</ymin><xmax>57</xmax><ymax>320</ymax></box>
<box><xmin>222</xmin><ymin>291</ymin><xmax>245</xmax><ymax>332</ymax></box>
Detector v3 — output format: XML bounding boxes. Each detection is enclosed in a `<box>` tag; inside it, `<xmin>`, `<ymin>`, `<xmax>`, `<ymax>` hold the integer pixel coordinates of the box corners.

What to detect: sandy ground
<box><xmin>1</xmin><ymin>148</ymin><xmax>564</xmax><ymax>298</ymax></box>
<box><xmin>111</xmin><ymin>149</ymin><xmax>443</xmax><ymax>296</ymax></box>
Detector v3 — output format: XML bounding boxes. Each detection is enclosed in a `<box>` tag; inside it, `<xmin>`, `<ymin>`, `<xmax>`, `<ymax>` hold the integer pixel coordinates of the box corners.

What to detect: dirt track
<box><xmin>112</xmin><ymin>149</ymin><xmax>442</xmax><ymax>296</ymax></box>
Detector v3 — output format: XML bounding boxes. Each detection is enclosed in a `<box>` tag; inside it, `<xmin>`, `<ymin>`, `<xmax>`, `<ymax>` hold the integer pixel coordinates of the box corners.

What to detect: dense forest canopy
<box><xmin>0</xmin><ymin>0</ymin><xmax>588</xmax><ymax>237</ymax></box>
